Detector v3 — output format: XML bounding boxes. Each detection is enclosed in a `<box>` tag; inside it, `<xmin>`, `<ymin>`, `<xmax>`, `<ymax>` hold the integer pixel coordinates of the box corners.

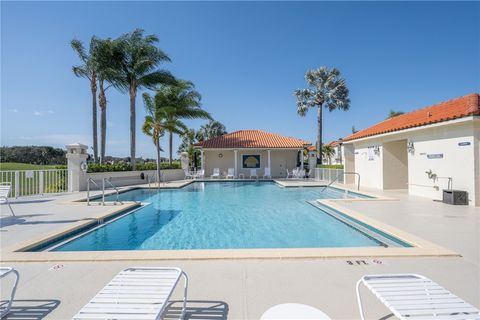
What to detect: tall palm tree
<box><xmin>178</xmin><ymin>128</ymin><xmax>197</xmax><ymax>168</ymax></box>
<box><xmin>115</xmin><ymin>29</ymin><xmax>175</xmax><ymax>169</ymax></box>
<box><xmin>142</xmin><ymin>93</ymin><xmax>184</xmax><ymax>183</ymax></box>
<box><xmin>322</xmin><ymin>144</ymin><xmax>335</xmax><ymax>165</ymax></box>
<box><xmin>92</xmin><ymin>38</ymin><xmax>123</xmax><ymax>162</ymax></box>
<box><xmin>295</xmin><ymin>67</ymin><xmax>350</xmax><ymax>164</ymax></box>
<box><xmin>196</xmin><ymin>120</ymin><xmax>227</xmax><ymax>142</ymax></box>
<box><xmin>71</xmin><ymin>37</ymin><xmax>99</xmax><ymax>162</ymax></box>
<box><xmin>154</xmin><ymin>81</ymin><xmax>211</xmax><ymax>164</ymax></box>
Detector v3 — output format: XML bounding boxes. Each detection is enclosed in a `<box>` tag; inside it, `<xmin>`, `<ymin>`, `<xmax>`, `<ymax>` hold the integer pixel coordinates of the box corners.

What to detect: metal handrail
<box><xmin>87</xmin><ymin>178</ymin><xmax>104</xmax><ymax>206</ymax></box>
<box><xmin>321</xmin><ymin>171</ymin><xmax>361</xmax><ymax>192</ymax></box>
<box><xmin>147</xmin><ymin>173</ymin><xmax>157</xmax><ymax>188</ymax></box>
<box><xmin>104</xmin><ymin>177</ymin><xmax>123</xmax><ymax>205</ymax></box>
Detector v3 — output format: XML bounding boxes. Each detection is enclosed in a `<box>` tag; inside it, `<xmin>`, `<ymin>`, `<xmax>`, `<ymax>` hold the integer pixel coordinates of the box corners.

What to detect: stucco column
<box><xmin>200</xmin><ymin>149</ymin><xmax>205</xmax><ymax>171</ymax></box>
<box><xmin>66</xmin><ymin>143</ymin><xmax>88</xmax><ymax>192</ymax></box>
<box><xmin>300</xmin><ymin>149</ymin><xmax>304</xmax><ymax>168</ymax></box>
<box><xmin>234</xmin><ymin>150</ymin><xmax>238</xmax><ymax>177</ymax></box>
<box><xmin>267</xmin><ymin>149</ymin><xmax>271</xmax><ymax>169</ymax></box>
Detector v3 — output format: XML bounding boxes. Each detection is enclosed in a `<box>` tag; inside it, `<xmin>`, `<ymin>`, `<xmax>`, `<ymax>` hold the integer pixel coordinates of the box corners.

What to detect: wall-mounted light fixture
<box><xmin>407</xmin><ymin>140</ymin><xmax>415</xmax><ymax>155</ymax></box>
<box><xmin>218</xmin><ymin>153</ymin><xmax>223</xmax><ymax>158</ymax></box>
<box><xmin>373</xmin><ymin>146</ymin><xmax>380</xmax><ymax>155</ymax></box>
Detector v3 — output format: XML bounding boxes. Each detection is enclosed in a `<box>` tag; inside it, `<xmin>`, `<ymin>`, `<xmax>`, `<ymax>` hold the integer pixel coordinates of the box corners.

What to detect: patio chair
<box><xmin>250</xmin><ymin>168</ymin><xmax>258</xmax><ymax>179</ymax></box>
<box><xmin>0</xmin><ymin>267</ymin><xmax>20</xmax><ymax>318</ymax></box>
<box><xmin>184</xmin><ymin>169</ymin><xmax>195</xmax><ymax>180</ymax></box>
<box><xmin>226</xmin><ymin>168</ymin><xmax>235</xmax><ymax>179</ymax></box>
<box><xmin>295</xmin><ymin>169</ymin><xmax>306</xmax><ymax>179</ymax></box>
<box><xmin>263</xmin><ymin>167</ymin><xmax>272</xmax><ymax>179</ymax></box>
<box><xmin>211</xmin><ymin>168</ymin><xmax>221</xmax><ymax>179</ymax></box>
<box><xmin>356</xmin><ymin>274</ymin><xmax>480</xmax><ymax>320</ymax></box>
<box><xmin>0</xmin><ymin>183</ymin><xmax>15</xmax><ymax>216</ymax></box>
<box><xmin>286</xmin><ymin>169</ymin><xmax>295</xmax><ymax>179</ymax></box>
<box><xmin>194</xmin><ymin>169</ymin><xmax>204</xmax><ymax>179</ymax></box>
<box><xmin>73</xmin><ymin>267</ymin><xmax>188</xmax><ymax>320</ymax></box>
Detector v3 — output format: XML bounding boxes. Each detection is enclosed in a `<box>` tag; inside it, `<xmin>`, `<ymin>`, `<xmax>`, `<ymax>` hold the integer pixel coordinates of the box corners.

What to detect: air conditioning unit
<box><xmin>442</xmin><ymin>190</ymin><xmax>468</xmax><ymax>205</ymax></box>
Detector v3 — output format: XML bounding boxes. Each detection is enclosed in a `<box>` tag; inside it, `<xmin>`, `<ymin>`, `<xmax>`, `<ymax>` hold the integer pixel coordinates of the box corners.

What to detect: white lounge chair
<box><xmin>286</xmin><ymin>169</ymin><xmax>295</xmax><ymax>179</ymax></box>
<box><xmin>74</xmin><ymin>267</ymin><xmax>188</xmax><ymax>320</ymax></box>
<box><xmin>356</xmin><ymin>274</ymin><xmax>480</xmax><ymax>320</ymax></box>
<box><xmin>226</xmin><ymin>168</ymin><xmax>235</xmax><ymax>179</ymax></box>
<box><xmin>263</xmin><ymin>167</ymin><xmax>271</xmax><ymax>179</ymax></box>
<box><xmin>0</xmin><ymin>267</ymin><xmax>20</xmax><ymax>318</ymax></box>
<box><xmin>250</xmin><ymin>168</ymin><xmax>258</xmax><ymax>179</ymax></box>
<box><xmin>184</xmin><ymin>169</ymin><xmax>195</xmax><ymax>180</ymax></box>
<box><xmin>261</xmin><ymin>303</ymin><xmax>331</xmax><ymax>319</ymax></box>
<box><xmin>295</xmin><ymin>169</ymin><xmax>306</xmax><ymax>179</ymax></box>
<box><xmin>194</xmin><ymin>169</ymin><xmax>204</xmax><ymax>179</ymax></box>
<box><xmin>211</xmin><ymin>168</ymin><xmax>221</xmax><ymax>179</ymax></box>
<box><xmin>0</xmin><ymin>183</ymin><xmax>14</xmax><ymax>216</ymax></box>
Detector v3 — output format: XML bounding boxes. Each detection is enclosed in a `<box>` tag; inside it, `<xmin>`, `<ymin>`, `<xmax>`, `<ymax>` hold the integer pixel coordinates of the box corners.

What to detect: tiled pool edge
<box><xmin>1</xmin><ymin>186</ymin><xmax>459</xmax><ymax>262</ymax></box>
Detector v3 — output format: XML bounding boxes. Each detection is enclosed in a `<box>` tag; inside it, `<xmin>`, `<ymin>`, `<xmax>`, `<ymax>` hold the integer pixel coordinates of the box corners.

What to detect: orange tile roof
<box><xmin>195</xmin><ymin>130</ymin><xmax>310</xmax><ymax>149</ymax></box>
<box><xmin>344</xmin><ymin>93</ymin><xmax>480</xmax><ymax>141</ymax></box>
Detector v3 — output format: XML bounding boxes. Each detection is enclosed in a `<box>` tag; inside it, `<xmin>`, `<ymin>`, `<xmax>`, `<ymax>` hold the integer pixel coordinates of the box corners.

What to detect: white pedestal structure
<box><xmin>66</xmin><ymin>143</ymin><xmax>88</xmax><ymax>192</ymax></box>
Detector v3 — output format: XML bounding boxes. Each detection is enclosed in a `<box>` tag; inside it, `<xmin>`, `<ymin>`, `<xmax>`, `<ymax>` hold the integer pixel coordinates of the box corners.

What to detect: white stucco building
<box><xmin>194</xmin><ymin>130</ymin><xmax>311</xmax><ymax>178</ymax></box>
<box><xmin>342</xmin><ymin>93</ymin><xmax>480</xmax><ymax>206</ymax></box>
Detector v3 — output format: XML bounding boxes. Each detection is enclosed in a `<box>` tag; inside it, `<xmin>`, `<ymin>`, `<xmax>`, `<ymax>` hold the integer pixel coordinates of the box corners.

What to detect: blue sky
<box><xmin>1</xmin><ymin>1</ymin><xmax>479</xmax><ymax>158</ymax></box>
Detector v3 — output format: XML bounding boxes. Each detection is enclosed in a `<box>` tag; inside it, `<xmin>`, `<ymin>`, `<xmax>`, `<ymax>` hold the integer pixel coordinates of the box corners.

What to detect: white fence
<box><xmin>0</xmin><ymin>169</ymin><xmax>70</xmax><ymax>198</ymax></box>
<box><xmin>312</xmin><ymin>168</ymin><xmax>344</xmax><ymax>183</ymax></box>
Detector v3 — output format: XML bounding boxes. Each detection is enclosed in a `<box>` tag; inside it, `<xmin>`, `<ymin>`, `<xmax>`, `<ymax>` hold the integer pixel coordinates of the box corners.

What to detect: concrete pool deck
<box><xmin>0</xmin><ymin>181</ymin><xmax>479</xmax><ymax>319</ymax></box>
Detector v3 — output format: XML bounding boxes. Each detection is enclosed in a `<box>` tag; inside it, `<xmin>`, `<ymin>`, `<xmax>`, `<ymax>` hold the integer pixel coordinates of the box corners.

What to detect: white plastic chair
<box><xmin>250</xmin><ymin>168</ymin><xmax>258</xmax><ymax>179</ymax></box>
<box><xmin>184</xmin><ymin>169</ymin><xmax>195</xmax><ymax>180</ymax></box>
<box><xmin>211</xmin><ymin>168</ymin><xmax>221</xmax><ymax>179</ymax></box>
<box><xmin>226</xmin><ymin>168</ymin><xmax>235</xmax><ymax>179</ymax></box>
<box><xmin>263</xmin><ymin>167</ymin><xmax>271</xmax><ymax>179</ymax></box>
<box><xmin>74</xmin><ymin>267</ymin><xmax>188</xmax><ymax>320</ymax></box>
<box><xmin>0</xmin><ymin>183</ymin><xmax>14</xmax><ymax>216</ymax></box>
<box><xmin>356</xmin><ymin>274</ymin><xmax>480</xmax><ymax>320</ymax></box>
<box><xmin>0</xmin><ymin>267</ymin><xmax>20</xmax><ymax>318</ymax></box>
<box><xmin>286</xmin><ymin>169</ymin><xmax>294</xmax><ymax>179</ymax></box>
<box><xmin>194</xmin><ymin>169</ymin><xmax>204</xmax><ymax>179</ymax></box>
<box><xmin>261</xmin><ymin>303</ymin><xmax>331</xmax><ymax>319</ymax></box>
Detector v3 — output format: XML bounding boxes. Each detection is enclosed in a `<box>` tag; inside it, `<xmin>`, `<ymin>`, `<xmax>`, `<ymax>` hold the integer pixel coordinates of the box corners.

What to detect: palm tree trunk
<box><xmin>156</xmin><ymin>139</ymin><xmax>161</xmax><ymax>186</ymax></box>
<box><xmin>130</xmin><ymin>86</ymin><xmax>137</xmax><ymax>170</ymax></box>
<box><xmin>317</xmin><ymin>105</ymin><xmax>323</xmax><ymax>165</ymax></box>
<box><xmin>168</xmin><ymin>131</ymin><xmax>173</xmax><ymax>165</ymax></box>
<box><xmin>99</xmin><ymin>81</ymin><xmax>107</xmax><ymax>163</ymax></box>
<box><xmin>90</xmin><ymin>76</ymin><xmax>98</xmax><ymax>162</ymax></box>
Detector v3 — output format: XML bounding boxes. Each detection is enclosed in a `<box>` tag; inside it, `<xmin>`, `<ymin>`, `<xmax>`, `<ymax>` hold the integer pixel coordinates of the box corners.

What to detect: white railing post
<box><xmin>14</xmin><ymin>171</ymin><xmax>19</xmax><ymax>198</ymax></box>
<box><xmin>39</xmin><ymin>171</ymin><xmax>44</xmax><ymax>195</ymax></box>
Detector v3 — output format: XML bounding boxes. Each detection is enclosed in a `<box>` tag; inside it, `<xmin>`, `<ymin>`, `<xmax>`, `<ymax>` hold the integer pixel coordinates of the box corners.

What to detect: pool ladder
<box><xmin>87</xmin><ymin>177</ymin><xmax>123</xmax><ymax>206</ymax></box>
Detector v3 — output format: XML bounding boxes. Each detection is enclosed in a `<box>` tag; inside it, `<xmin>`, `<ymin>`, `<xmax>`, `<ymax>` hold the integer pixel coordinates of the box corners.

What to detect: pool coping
<box><xmin>1</xmin><ymin>181</ymin><xmax>459</xmax><ymax>262</ymax></box>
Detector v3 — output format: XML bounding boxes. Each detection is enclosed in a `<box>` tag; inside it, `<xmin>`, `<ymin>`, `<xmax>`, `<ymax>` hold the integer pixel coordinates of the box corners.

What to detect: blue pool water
<box><xmin>52</xmin><ymin>182</ymin><xmax>399</xmax><ymax>251</ymax></box>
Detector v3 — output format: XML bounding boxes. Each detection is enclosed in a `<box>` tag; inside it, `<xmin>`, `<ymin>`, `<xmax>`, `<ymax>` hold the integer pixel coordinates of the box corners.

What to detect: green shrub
<box><xmin>316</xmin><ymin>164</ymin><xmax>344</xmax><ymax>169</ymax></box>
<box><xmin>87</xmin><ymin>161</ymin><xmax>181</xmax><ymax>173</ymax></box>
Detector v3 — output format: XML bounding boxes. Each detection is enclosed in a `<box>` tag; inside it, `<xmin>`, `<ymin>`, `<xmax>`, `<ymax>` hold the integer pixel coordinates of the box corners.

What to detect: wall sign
<box><xmin>458</xmin><ymin>142</ymin><xmax>471</xmax><ymax>146</ymax></box>
<box><xmin>242</xmin><ymin>155</ymin><xmax>260</xmax><ymax>168</ymax></box>
<box><xmin>427</xmin><ymin>154</ymin><xmax>443</xmax><ymax>159</ymax></box>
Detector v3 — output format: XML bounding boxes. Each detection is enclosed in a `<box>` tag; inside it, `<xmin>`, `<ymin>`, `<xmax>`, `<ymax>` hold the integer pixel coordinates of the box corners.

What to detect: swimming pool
<box><xmin>49</xmin><ymin>182</ymin><xmax>409</xmax><ymax>251</ymax></box>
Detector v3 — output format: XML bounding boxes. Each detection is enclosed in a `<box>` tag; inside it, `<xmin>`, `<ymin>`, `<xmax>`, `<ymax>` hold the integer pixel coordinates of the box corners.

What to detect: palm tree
<box><xmin>142</xmin><ymin>93</ymin><xmax>183</xmax><ymax>183</ymax></box>
<box><xmin>92</xmin><ymin>38</ymin><xmax>123</xmax><ymax>162</ymax></box>
<box><xmin>387</xmin><ymin>110</ymin><xmax>404</xmax><ymax>119</ymax></box>
<box><xmin>295</xmin><ymin>67</ymin><xmax>350</xmax><ymax>164</ymax></box>
<box><xmin>154</xmin><ymin>81</ymin><xmax>211</xmax><ymax>164</ymax></box>
<box><xmin>322</xmin><ymin>144</ymin><xmax>335</xmax><ymax>165</ymax></box>
<box><xmin>196</xmin><ymin>120</ymin><xmax>227</xmax><ymax>142</ymax></box>
<box><xmin>178</xmin><ymin>128</ymin><xmax>197</xmax><ymax>168</ymax></box>
<box><xmin>71</xmin><ymin>37</ymin><xmax>99</xmax><ymax>162</ymax></box>
<box><xmin>115</xmin><ymin>29</ymin><xmax>175</xmax><ymax>169</ymax></box>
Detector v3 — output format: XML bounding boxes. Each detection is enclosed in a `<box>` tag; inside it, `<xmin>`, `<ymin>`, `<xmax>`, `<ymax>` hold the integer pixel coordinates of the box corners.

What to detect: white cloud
<box><xmin>33</xmin><ymin>111</ymin><xmax>42</xmax><ymax>116</ymax></box>
<box><xmin>33</xmin><ymin>109</ymin><xmax>55</xmax><ymax>116</ymax></box>
<box><xmin>8</xmin><ymin>108</ymin><xmax>19</xmax><ymax>113</ymax></box>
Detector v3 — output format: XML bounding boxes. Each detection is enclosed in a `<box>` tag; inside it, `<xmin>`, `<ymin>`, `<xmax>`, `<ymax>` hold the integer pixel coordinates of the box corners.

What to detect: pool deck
<box><xmin>1</xmin><ymin>180</ymin><xmax>479</xmax><ymax>319</ymax></box>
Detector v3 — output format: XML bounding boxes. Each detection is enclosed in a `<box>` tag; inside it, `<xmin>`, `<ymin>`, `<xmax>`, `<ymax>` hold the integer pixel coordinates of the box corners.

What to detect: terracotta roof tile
<box><xmin>195</xmin><ymin>130</ymin><xmax>310</xmax><ymax>149</ymax></box>
<box><xmin>344</xmin><ymin>93</ymin><xmax>480</xmax><ymax>141</ymax></box>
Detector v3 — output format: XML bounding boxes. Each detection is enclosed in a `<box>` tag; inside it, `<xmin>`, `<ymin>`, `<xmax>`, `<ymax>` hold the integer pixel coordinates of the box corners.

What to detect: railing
<box><xmin>321</xmin><ymin>171</ymin><xmax>361</xmax><ymax>191</ymax></box>
<box><xmin>87</xmin><ymin>177</ymin><xmax>123</xmax><ymax>206</ymax></box>
<box><xmin>104</xmin><ymin>177</ymin><xmax>122</xmax><ymax>205</ymax></box>
<box><xmin>147</xmin><ymin>173</ymin><xmax>157</xmax><ymax>188</ymax></box>
<box><xmin>0</xmin><ymin>169</ymin><xmax>70</xmax><ymax>198</ymax></box>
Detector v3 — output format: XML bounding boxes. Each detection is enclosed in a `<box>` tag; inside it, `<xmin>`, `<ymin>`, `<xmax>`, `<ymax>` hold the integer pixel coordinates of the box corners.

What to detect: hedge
<box><xmin>316</xmin><ymin>164</ymin><xmax>344</xmax><ymax>169</ymax></box>
<box><xmin>87</xmin><ymin>161</ymin><xmax>181</xmax><ymax>173</ymax></box>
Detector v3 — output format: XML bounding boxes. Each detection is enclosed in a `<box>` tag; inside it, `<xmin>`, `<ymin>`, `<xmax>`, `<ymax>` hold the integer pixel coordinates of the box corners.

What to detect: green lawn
<box><xmin>0</xmin><ymin>162</ymin><xmax>63</xmax><ymax>171</ymax></box>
